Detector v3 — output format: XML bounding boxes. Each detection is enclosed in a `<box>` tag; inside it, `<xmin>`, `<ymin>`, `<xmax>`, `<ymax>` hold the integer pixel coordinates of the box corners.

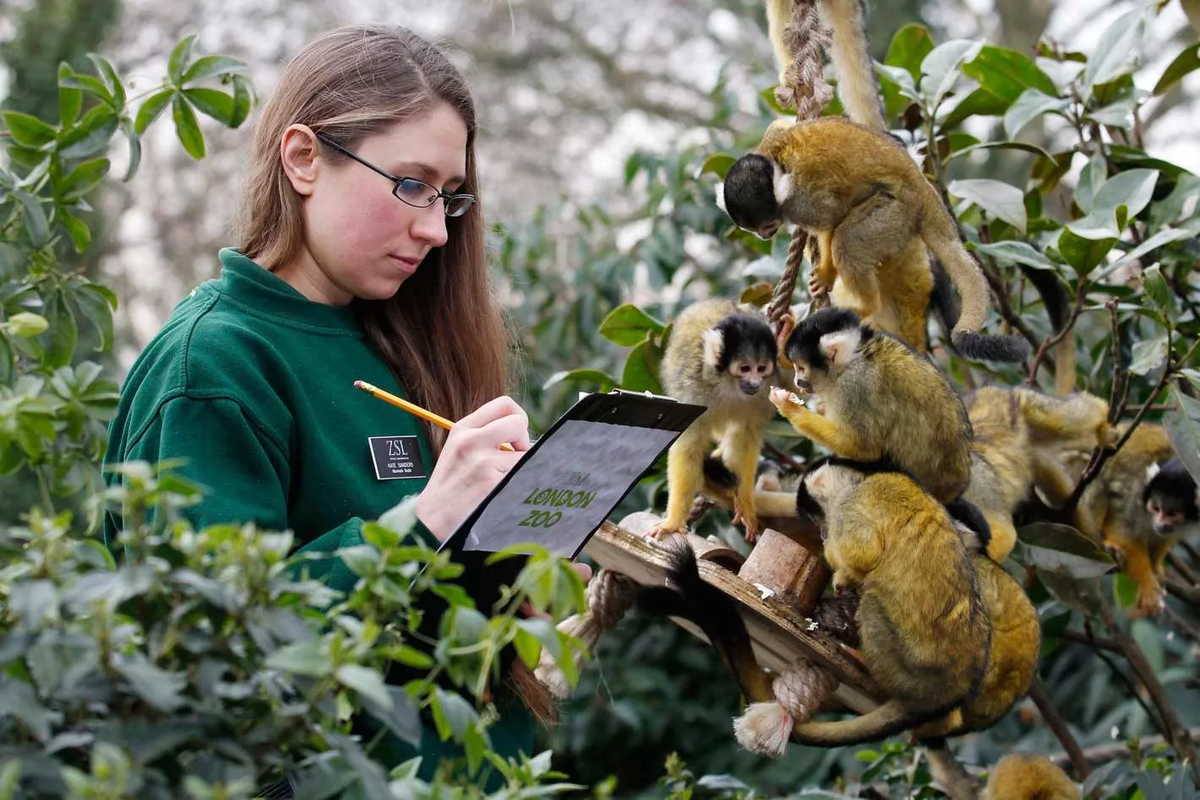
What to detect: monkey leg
<box><xmin>1107</xmin><ymin>533</ymin><xmax>1164</xmax><ymax>618</ymax></box>
<box><xmin>649</xmin><ymin>429</ymin><xmax>708</xmax><ymax>539</ymax></box>
<box><xmin>829</xmin><ymin>192</ymin><xmax>913</xmax><ymax>323</ymax></box>
<box><xmin>721</xmin><ymin>424</ymin><xmax>766</xmax><ymax>542</ymax></box>
<box><xmin>807</xmin><ymin>231</ymin><xmax>838</xmax><ymax>299</ymax></box>
<box><xmin>982</xmin><ymin>509</ymin><xmax>1017</xmax><ymax>563</ymax></box>
<box><xmin>770</xmin><ymin>389</ymin><xmax>879</xmax><ymax>461</ymax></box>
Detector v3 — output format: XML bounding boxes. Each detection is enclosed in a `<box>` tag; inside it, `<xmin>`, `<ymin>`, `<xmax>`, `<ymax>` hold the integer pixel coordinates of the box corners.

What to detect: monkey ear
<box><xmin>702</xmin><ymin>327</ymin><xmax>725</xmax><ymax>369</ymax></box>
<box><xmin>714</xmin><ymin>182</ymin><xmax>728</xmax><ymax>212</ymax></box>
<box><xmin>772</xmin><ymin>164</ymin><xmax>793</xmax><ymax>207</ymax></box>
<box><xmin>819</xmin><ymin>329</ymin><xmax>862</xmax><ymax>369</ymax></box>
<box><xmin>1146</xmin><ymin>462</ymin><xmax>1161</xmax><ymax>483</ymax></box>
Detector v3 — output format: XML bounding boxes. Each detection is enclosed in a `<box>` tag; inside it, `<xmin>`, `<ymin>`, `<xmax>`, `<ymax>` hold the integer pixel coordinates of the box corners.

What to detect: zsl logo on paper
<box><xmin>368</xmin><ymin>435</ymin><xmax>427</xmax><ymax>480</ymax></box>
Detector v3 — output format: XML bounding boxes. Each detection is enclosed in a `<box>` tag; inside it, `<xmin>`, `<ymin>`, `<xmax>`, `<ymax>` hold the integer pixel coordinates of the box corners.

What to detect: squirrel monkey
<box><xmin>960</xmin><ymin>386</ymin><xmax>1114</xmax><ymax>562</ymax></box>
<box><xmin>642</xmin><ymin>459</ymin><xmax>991</xmax><ymax>747</ymax></box>
<box><xmin>983</xmin><ymin>753</ymin><xmax>1081</xmax><ymax>800</ymax></box>
<box><xmin>769</xmin><ymin>308</ymin><xmax>973</xmax><ymax>505</ymax></box>
<box><xmin>649</xmin><ymin>299</ymin><xmax>779</xmax><ymax>542</ymax></box>
<box><xmin>911</xmin><ymin>501</ymin><xmax>1041</xmax><ymax>741</ymax></box>
<box><xmin>726</xmin><ymin>0</ymin><xmax>1028</xmax><ymax>362</ymax></box>
<box><xmin>1063</xmin><ymin>423</ymin><xmax>1196</xmax><ymax>616</ymax></box>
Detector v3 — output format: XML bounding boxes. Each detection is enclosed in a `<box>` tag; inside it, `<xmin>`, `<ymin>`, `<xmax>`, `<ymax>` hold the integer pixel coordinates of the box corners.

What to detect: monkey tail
<box><xmin>789</xmin><ymin>696</ymin><xmax>950</xmax><ymax>746</ymax></box>
<box><xmin>1019</xmin><ymin>264</ymin><xmax>1076</xmax><ymax>395</ymax></box>
<box><xmin>636</xmin><ymin>540</ymin><xmax>776</xmax><ymax>703</ymax></box>
<box><xmin>818</xmin><ymin>0</ymin><xmax>886</xmax><ymax>130</ymax></box>
<box><xmin>921</xmin><ymin>203</ymin><xmax>1030</xmax><ymax>363</ymax></box>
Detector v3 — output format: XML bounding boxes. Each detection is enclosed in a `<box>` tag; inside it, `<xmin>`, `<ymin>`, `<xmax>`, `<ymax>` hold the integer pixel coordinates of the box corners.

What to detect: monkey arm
<box><xmin>1103</xmin><ymin>521</ymin><xmax>1164</xmax><ymax>618</ymax></box>
<box><xmin>721</xmin><ymin>423</ymin><xmax>768</xmax><ymax>542</ymax></box>
<box><xmin>771</xmin><ymin>390</ymin><xmax>880</xmax><ymax>461</ymax></box>
<box><xmin>651</xmin><ymin>427</ymin><xmax>709</xmax><ymax>537</ymax></box>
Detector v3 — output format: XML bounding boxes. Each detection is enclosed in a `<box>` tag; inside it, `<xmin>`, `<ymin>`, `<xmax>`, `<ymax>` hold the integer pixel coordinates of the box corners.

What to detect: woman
<box><xmin>104</xmin><ymin>22</ymin><xmax>574</xmax><ymax>785</ymax></box>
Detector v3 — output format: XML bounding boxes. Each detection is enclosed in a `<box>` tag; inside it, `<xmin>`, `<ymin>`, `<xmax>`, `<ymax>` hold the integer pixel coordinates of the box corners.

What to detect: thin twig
<box><xmin>979</xmin><ymin>260</ymin><xmax>1044</xmax><ymax>355</ymax></box>
<box><xmin>1085</xmin><ymin>621</ymin><xmax>1164</xmax><ymax>731</ymax></box>
<box><xmin>1101</xmin><ymin>603</ymin><xmax>1200</xmax><ymax>785</ymax></box>
<box><xmin>763</xmin><ymin>438</ymin><xmax>808</xmax><ymax>474</ymax></box>
<box><xmin>1163</xmin><ymin>603</ymin><xmax>1200</xmax><ymax>644</ymax></box>
<box><xmin>1050</xmin><ymin>728</ymin><xmax>1200</xmax><ymax>768</ymax></box>
<box><xmin>1164</xmin><ymin>577</ymin><xmax>1200</xmax><ymax>605</ymax></box>
<box><xmin>1030</xmin><ymin>678</ymin><xmax>1090</xmax><ymax>780</ymax></box>
<box><xmin>1168</xmin><ymin>551</ymin><xmax>1198</xmax><ymax>586</ymax></box>
<box><xmin>1058</xmin><ymin>628</ymin><xmax>1120</xmax><ymax>653</ymax></box>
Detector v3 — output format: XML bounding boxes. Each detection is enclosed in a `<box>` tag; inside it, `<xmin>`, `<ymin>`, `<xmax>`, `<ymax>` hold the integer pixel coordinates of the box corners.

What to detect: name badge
<box><xmin>368</xmin><ymin>435</ymin><xmax>427</xmax><ymax>481</ymax></box>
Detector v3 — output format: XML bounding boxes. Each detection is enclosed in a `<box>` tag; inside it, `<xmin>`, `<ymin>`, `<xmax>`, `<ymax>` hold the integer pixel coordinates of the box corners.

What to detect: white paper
<box><xmin>461</xmin><ymin>419</ymin><xmax>677</xmax><ymax>557</ymax></box>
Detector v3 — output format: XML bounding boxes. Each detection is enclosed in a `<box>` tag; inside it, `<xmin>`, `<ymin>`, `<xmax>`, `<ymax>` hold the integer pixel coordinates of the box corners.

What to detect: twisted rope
<box><xmin>732</xmin><ymin>658</ymin><xmax>839</xmax><ymax>756</ymax></box>
<box><xmin>534</xmin><ymin>568</ymin><xmax>640</xmax><ymax>698</ymax></box>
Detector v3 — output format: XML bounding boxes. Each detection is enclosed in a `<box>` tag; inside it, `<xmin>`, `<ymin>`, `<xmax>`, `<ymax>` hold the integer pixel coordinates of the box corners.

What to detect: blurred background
<box><xmin>1</xmin><ymin>0</ymin><xmax>1196</xmax><ymax>795</ymax></box>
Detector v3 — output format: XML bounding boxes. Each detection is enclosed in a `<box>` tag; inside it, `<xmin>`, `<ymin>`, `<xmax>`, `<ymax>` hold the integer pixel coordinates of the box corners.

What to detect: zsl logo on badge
<box><xmin>367</xmin><ymin>435</ymin><xmax>428</xmax><ymax>481</ymax></box>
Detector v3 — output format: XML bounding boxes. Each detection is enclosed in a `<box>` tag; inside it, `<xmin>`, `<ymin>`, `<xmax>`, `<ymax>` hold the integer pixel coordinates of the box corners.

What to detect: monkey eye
<box><xmin>757</xmin><ymin>364</ymin><xmax>770</xmax><ymax>374</ymax></box>
<box><xmin>1147</xmin><ymin>500</ymin><xmax>1160</xmax><ymax>513</ymax></box>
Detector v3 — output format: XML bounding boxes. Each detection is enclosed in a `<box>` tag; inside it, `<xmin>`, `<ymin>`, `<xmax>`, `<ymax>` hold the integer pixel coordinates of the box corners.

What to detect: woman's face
<box><xmin>279</xmin><ymin>103</ymin><xmax>469</xmax><ymax>305</ymax></box>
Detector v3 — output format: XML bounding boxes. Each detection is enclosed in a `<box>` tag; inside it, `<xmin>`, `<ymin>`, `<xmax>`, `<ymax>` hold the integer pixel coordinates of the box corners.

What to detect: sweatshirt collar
<box><xmin>216</xmin><ymin>248</ymin><xmax>362</xmax><ymax>334</ymax></box>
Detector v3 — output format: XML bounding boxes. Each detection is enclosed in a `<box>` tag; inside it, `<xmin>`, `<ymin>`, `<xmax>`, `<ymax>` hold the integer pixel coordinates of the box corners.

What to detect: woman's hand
<box><xmin>414</xmin><ymin>395</ymin><xmax>532</xmax><ymax>540</ymax></box>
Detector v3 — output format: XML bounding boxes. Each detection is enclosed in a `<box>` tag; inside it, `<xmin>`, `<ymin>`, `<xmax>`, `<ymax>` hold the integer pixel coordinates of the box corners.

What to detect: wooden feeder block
<box><xmin>583</xmin><ymin>519</ymin><xmax>882</xmax><ymax>714</ymax></box>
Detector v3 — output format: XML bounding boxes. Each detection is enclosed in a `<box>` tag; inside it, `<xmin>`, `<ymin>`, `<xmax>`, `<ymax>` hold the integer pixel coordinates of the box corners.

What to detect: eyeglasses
<box><xmin>314</xmin><ymin>132</ymin><xmax>476</xmax><ymax>218</ymax></box>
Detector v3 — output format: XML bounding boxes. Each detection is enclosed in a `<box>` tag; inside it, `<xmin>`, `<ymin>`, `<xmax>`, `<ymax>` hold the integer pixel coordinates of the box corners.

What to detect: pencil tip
<box><xmin>353</xmin><ymin>380</ymin><xmax>364</xmax><ymax>389</ymax></box>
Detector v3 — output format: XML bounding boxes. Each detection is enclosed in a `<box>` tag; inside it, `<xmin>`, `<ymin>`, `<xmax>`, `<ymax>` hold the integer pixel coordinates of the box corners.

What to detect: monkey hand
<box><xmin>807</xmin><ymin>270</ymin><xmax>832</xmax><ymax>300</ymax></box>
<box><xmin>769</xmin><ymin>387</ymin><xmax>811</xmax><ymax>425</ymax></box>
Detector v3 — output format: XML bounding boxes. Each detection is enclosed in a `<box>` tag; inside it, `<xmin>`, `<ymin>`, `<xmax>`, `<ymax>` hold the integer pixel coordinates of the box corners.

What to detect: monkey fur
<box><xmin>642</xmin><ymin>460</ymin><xmax>991</xmax><ymax>747</ymax></box>
<box><xmin>729</xmin><ymin>0</ymin><xmax>1027</xmax><ymax>362</ymax></box>
<box><xmin>1144</xmin><ymin>457</ymin><xmax>1199</xmax><ymax>537</ymax></box>
<box><xmin>650</xmin><ymin>299</ymin><xmax>779</xmax><ymax>542</ymax></box>
<box><xmin>983</xmin><ymin>753</ymin><xmax>1081</xmax><ymax>800</ymax></box>
<box><xmin>1062</xmin><ymin>422</ymin><xmax>1194</xmax><ymax>617</ymax></box>
<box><xmin>960</xmin><ymin>385</ymin><xmax>1114</xmax><ymax>562</ymax></box>
<box><xmin>770</xmin><ymin>308</ymin><xmax>973</xmax><ymax>505</ymax></box>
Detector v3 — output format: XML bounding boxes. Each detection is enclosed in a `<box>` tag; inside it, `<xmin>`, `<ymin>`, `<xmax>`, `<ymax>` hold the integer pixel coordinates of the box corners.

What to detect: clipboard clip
<box><xmin>607</xmin><ymin>388</ymin><xmax>679</xmax><ymax>402</ymax></box>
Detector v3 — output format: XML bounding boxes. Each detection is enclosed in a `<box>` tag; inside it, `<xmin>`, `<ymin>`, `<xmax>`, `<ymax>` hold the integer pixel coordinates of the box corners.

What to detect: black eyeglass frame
<box><xmin>314</xmin><ymin>132</ymin><xmax>476</xmax><ymax>218</ymax></box>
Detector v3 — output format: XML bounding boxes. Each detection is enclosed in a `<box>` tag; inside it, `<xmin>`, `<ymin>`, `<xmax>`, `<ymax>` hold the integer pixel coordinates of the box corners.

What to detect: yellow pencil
<box><xmin>353</xmin><ymin>380</ymin><xmax>516</xmax><ymax>452</ymax></box>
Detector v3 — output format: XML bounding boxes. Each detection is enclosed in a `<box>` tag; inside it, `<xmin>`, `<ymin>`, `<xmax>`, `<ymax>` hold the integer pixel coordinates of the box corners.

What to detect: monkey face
<box><xmin>1146</xmin><ymin>496</ymin><xmax>1194</xmax><ymax>535</ymax></box>
<box><xmin>730</xmin><ymin>359</ymin><xmax>774</xmax><ymax>395</ymax></box>
<box><xmin>1143</xmin><ymin>459</ymin><xmax>1199</xmax><ymax>535</ymax></box>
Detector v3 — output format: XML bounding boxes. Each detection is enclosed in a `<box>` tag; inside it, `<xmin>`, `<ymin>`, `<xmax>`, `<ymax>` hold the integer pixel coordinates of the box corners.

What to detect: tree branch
<box><xmin>1027</xmin><ymin>277</ymin><xmax>1086</xmax><ymax>387</ymax></box>
<box><xmin>1050</xmin><ymin>728</ymin><xmax>1200</xmax><ymax>768</ymax></box>
<box><xmin>1030</xmin><ymin>678</ymin><xmax>1090</xmax><ymax>780</ymax></box>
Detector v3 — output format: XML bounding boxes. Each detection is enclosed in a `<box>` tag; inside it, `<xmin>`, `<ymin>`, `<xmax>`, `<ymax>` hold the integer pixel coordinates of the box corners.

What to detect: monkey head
<box><xmin>701</xmin><ymin>311</ymin><xmax>778</xmax><ymax>396</ymax></box>
<box><xmin>722</xmin><ymin>153</ymin><xmax>787</xmax><ymax>240</ymax></box>
<box><xmin>782</xmin><ymin>307</ymin><xmax>870</xmax><ymax>392</ymax></box>
<box><xmin>1143</xmin><ymin>458</ymin><xmax>1199</xmax><ymax>535</ymax></box>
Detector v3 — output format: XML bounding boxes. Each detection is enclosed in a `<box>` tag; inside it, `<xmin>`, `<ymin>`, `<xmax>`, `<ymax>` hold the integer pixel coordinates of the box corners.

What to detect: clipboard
<box><xmin>422</xmin><ymin>389</ymin><xmax>706</xmax><ymax>612</ymax></box>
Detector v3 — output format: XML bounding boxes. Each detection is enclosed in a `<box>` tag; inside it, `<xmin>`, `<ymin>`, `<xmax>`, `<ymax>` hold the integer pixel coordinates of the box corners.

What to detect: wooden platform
<box><xmin>583</xmin><ymin>520</ymin><xmax>882</xmax><ymax>713</ymax></box>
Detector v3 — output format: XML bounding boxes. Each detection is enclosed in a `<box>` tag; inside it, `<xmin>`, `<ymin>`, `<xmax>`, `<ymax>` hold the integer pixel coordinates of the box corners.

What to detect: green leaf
<box><xmin>119</xmin><ymin>116</ymin><xmax>141</xmax><ymax>183</ymax></box>
<box><xmin>948</xmin><ymin>178</ymin><xmax>1026</xmax><ymax>232</ymax></box>
<box><xmin>1153</xmin><ymin>43</ymin><xmax>1200</xmax><ymax>95</ymax></box>
<box><xmin>168</xmin><ymin>34</ymin><xmax>199</xmax><ymax>83</ymax></box>
<box><xmin>941</xmin><ymin>86</ymin><xmax>1012</xmax><ymax>127</ymax></box>
<box><xmin>1017</xmin><ymin>522</ymin><xmax>1116</xmax><ymax>579</ymax></box>
<box><xmin>0</xmin><ymin>678</ymin><xmax>52</xmax><ymax>742</ymax></box>
<box><xmin>134</xmin><ymin>89</ymin><xmax>175</xmax><ymax>135</ymax></box>
<box><xmin>183</xmin><ymin>88</ymin><xmax>234</xmax><ymax>125</ymax></box>
<box><xmin>57</xmin><ymin>62</ymin><xmax>82</xmax><ymax>127</ymax></box>
<box><xmin>1003</xmin><ymin>88</ymin><xmax>1069</xmax><ymax>139</ymax></box>
<box><xmin>114</xmin><ymin>658</ymin><xmax>187</xmax><ymax>712</ymax></box>
<box><xmin>2</xmin><ymin>111</ymin><xmax>57</xmax><ymax>148</ymax></box>
<box><xmin>541</xmin><ymin>368</ymin><xmax>617</xmax><ymax>393</ymax></box>
<box><xmin>6</xmin><ymin>312</ymin><xmax>48</xmax><ymax>338</ymax></box>
<box><xmin>950</xmin><ymin>140</ymin><xmax>1056</xmax><ymax>167</ymax></box>
<box><xmin>171</xmin><ymin>94</ymin><xmax>205</xmax><ymax>159</ymax></box>
<box><xmin>1082</xmin><ymin>7</ymin><xmax>1149</xmax><ymax>91</ymax></box>
<box><xmin>1163</xmin><ymin>390</ymin><xmax>1200</xmax><ymax>487</ymax></box>
<box><xmin>1130</xmin><ymin>619</ymin><xmax>1164</xmax><ymax>675</ymax></box>
<box><xmin>335</xmin><ymin>665</ymin><xmax>392</xmax><ymax>711</ymax></box>
<box><xmin>620</xmin><ymin>339</ymin><xmax>663</xmax><ymax>394</ymax></box>
<box><xmin>59</xmin><ymin>157</ymin><xmax>110</xmax><ymax>199</ymax></box>
<box><xmin>1128</xmin><ymin>336</ymin><xmax>1168</xmax><ymax>376</ymax></box>
<box><xmin>229</xmin><ymin>75</ymin><xmax>253</xmax><ymax>128</ymax></box>
<box><xmin>16</xmin><ymin>192</ymin><xmax>50</xmax><ymax>248</ymax></box>
<box><xmin>40</xmin><ymin>292</ymin><xmax>78</xmax><ymax>369</ymax></box>
<box><xmin>698</xmin><ymin>153</ymin><xmax>736</xmax><ymax>180</ymax></box>
<box><xmin>1089</xmin><ymin>96</ymin><xmax>1135</xmax><ymax>128</ymax></box>
<box><xmin>962</xmin><ymin>46</ymin><xmax>1058</xmax><ymax>105</ymax></box>
<box><xmin>969</xmin><ymin>240</ymin><xmax>1056</xmax><ymax>270</ymax></box>
<box><xmin>1140</xmin><ymin>265</ymin><xmax>1174</xmax><ymax>315</ymax></box>
<box><xmin>1075</xmin><ymin>170</ymin><xmax>1160</xmax><ymax>238</ymax></box>
<box><xmin>266</xmin><ymin>639</ymin><xmax>329</xmax><ymax>677</ymax></box>
<box><xmin>920</xmin><ymin>39</ymin><xmax>983</xmax><ymax>106</ymax></box>
<box><xmin>598</xmin><ymin>303</ymin><xmax>665</xmax><ymax>346</ymax></box>
<box><xmin>87</xmin><ymin>53</ymin><xmax>125</xmax><ymax>109</ymax></box>
<box><xmin>1056</xmin><ymin>228</ymin><xmax>1117</xmax><ymax>276</ymax></box>
<box><xmin>0</xmin><ymin>759</ymin><xmax>20</xmax><ymax>799</ymax></box>
<box><xmin>181</xmin><ymin>54</ymin><xmax>246</xmax><ymax>84</ymax></box>
<box><xmin>1075</xmin><ymin>152</ymin><xmax>1107</xmax><ymax>214</ymax></box>
<box><xmin>1113</xmin><ymin>572</ymin><xmax>1139</xmax><ymax>610</ymax></box>
<box><xmin>884</xmin><ymin>24</ymin><xmax>935</xmax><ymax>80</ymax></box>
<box><xmin>512</xmin><ymin>625</ymin><xmax>543</xmax><ymax>668</ymax></box>
<box><xmin>430</xmin><ymin>687</ymin><xmax>476</xmax><ymax>741</ymax></box>
<box><xmin>57</xmin><ymin>105</ymin><xmax>119</xmax><ymax>159</ymax></box>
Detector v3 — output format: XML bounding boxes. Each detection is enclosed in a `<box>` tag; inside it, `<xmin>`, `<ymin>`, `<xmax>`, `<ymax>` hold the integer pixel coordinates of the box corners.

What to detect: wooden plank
<box><xmin>583</xmin><ymin>521</ymin><xmax>882</xmax><ymax>713</ymax></box>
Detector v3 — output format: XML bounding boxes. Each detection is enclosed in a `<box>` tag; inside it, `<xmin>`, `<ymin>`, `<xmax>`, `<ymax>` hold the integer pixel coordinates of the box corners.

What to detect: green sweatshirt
<box><xmin>104</xmin><ymin>248</ymin><xmax>533</xmax><ymax>785</ymax></box>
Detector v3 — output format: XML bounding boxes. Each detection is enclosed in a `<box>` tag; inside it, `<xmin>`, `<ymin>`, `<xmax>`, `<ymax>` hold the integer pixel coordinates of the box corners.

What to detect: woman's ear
<box><xmin>279</xmin><ymin>124</ymin><xmax>321</xmax><ymax>197</ymax></box>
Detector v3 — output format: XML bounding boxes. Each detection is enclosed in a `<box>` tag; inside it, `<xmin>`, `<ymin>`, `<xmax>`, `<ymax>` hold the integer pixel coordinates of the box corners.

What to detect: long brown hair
<box><xmin>237</xmin><ymin>24</ymin><xmax>555</xmax><ymax>725</ymax></box>
<box><xmin>237</xmin><ymin>23</ymin><xmax>506</xmax><ymax>457</ymax></box>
